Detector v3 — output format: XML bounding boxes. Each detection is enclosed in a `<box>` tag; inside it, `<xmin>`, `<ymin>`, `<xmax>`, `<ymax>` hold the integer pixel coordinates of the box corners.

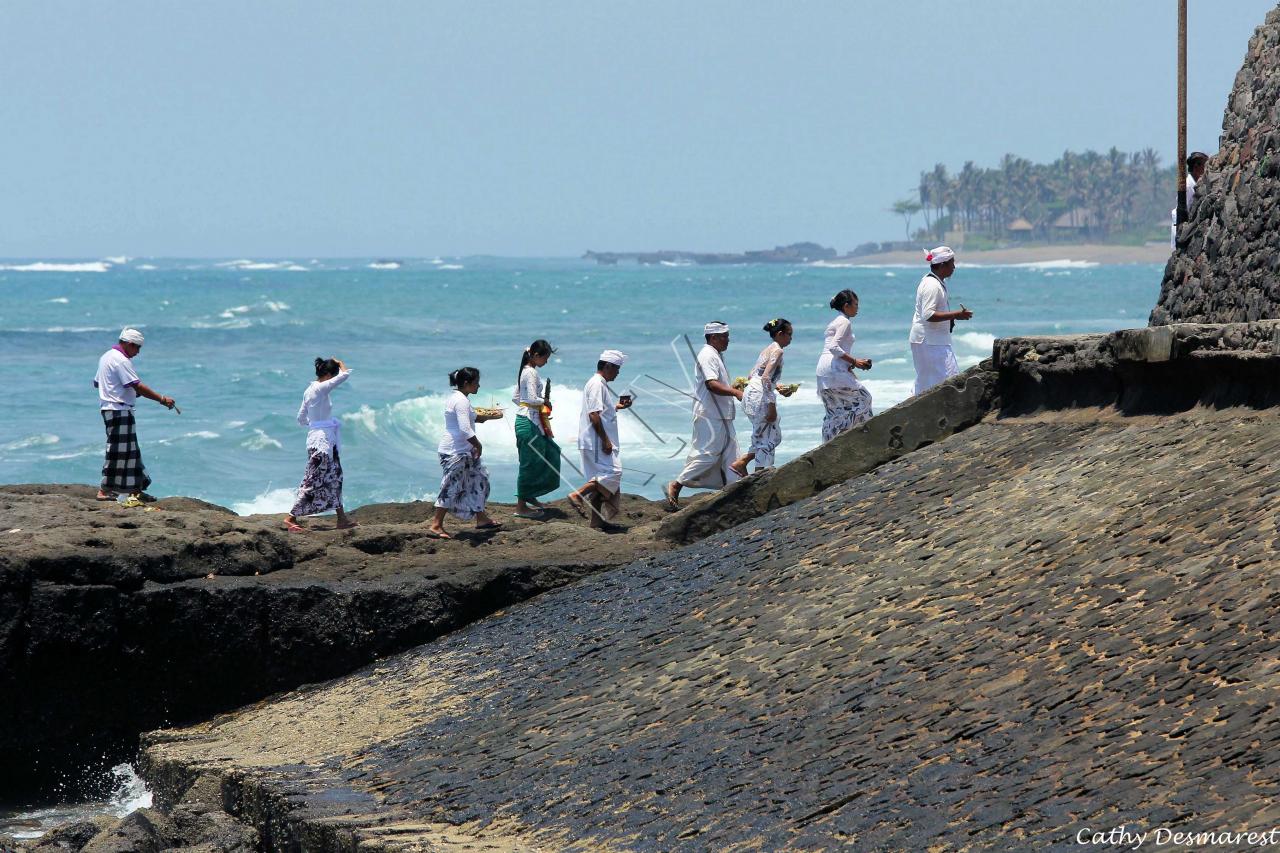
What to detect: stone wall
<box><xmin>1151</xmin><ymin>4</ymin><xmax>1280</xmax><ymax>324</ymax></box>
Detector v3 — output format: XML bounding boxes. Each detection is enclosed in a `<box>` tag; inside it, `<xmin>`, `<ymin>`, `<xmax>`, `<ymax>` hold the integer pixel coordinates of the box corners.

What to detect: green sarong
<box><xmin>515</xmin><ymin>414</ymin><xmax>561</xmax><ymax>500</ymax></box>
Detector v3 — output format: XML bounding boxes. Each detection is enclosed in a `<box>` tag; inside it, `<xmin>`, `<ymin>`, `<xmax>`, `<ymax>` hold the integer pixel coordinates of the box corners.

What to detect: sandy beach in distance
<box><xmin>826</xmin><ymin>242</ymin><xmax>1171</xmax><ymax>266</ymax></box>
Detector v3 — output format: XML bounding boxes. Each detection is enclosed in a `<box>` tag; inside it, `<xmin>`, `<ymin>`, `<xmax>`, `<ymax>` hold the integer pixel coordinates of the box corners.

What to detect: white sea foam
<box><xmin>884</xmin><ymin>271</ymin><xmax>896</xmax><ymax>277</ymax></box>
<box><xmin>438</xmin><ymin>264</ymin><xmax>464</xmax><ymax>270</ymax></box>
<box><xmin>264</xmin><ymin>301</ymin><xmax>290</xmax><ymax>311</ymax></box>
<box><xmin>1005</xmin><ymin>259</ymin><xmax>1100</xmax><ymax>269</ymax></box>
<box><xmin>219</xmin><ymin>305</ymin><xmax>252</xmax><ymax>318</ymax></box>
<box><xmin>241</xmin><ymin>429</ymin><xmax>283</xmax><ymax>451</ymax></box>
<box><xmin>102</xmin><ymin>256</ymin><xmax>131</xmax><ymax>265</ymax></box>
<box><xmin>46</xmin><ymin>449</ymin><xmax>94</xmax><ymax>460</ymax></box>
<box><xmin>3</xmin><ymin>434</ymin><xmax>59</xmax><ymax>451</ymax></box>
<box><xmin>954</xmin><ymin>331</ymin><xmax>996</xmax><ymax>352</ymax></box>
<box><xmin>0</xmin><ymin>262</ymin><xmax>109</xmax><ymax>273</ymax></box>
<box><xmin>137</xmin><ymin>264</ymin><xmax>157</xmax><ymax>270</ymax></box>
<box><xmin>225</xmin><ymin>420</ymin><xmax>247</xmax><ymax>428</ymax></box>
<box><xmin>157</xmin><ymin>431</ymin><xmax>220</xmax><ymax>445</ymax></box>
<box><xmin>232</xmin><ymin>486</ymin><xmax>297</xmax><ymax>515</ymax></box>
<box><xmin>369</xmin><ymin>261</ymin><xmax>402</xmax><ymax>270</ymax></box>
<box><xmin>48</xmin><ymin>297</ymin><xmax>70</xmax><ymax>304</ymax></box>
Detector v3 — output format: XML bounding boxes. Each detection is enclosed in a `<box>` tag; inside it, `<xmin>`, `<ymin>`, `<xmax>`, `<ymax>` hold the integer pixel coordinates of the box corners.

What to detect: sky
<box><xmin>0</xmin><ymin>1</ymin><xmax>1274</xmax><ymax>258</ymax></box>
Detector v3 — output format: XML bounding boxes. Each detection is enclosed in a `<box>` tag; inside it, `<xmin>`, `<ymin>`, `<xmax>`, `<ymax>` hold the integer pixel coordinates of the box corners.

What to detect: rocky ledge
<box><xmin>130</xmin><ymin>324</ymin><xmax>1280</xmax><ymax>849</ymax></box>
<box><xmin>0</xmin><ymin>486</ymin><xmax>675</xmax><ymax>800</ymax></box>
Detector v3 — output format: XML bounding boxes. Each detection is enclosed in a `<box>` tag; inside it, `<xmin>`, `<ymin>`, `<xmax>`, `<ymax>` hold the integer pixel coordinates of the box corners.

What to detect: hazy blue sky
<box><xmin>1</xmin><ymin>1</ymin><xmax>1273</xmax><ymax>257</ymax></box>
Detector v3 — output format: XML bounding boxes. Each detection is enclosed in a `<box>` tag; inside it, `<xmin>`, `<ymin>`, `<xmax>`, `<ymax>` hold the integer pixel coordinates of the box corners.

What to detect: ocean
<box><xmin>1</xmin><ymin>257</ymin><xmax>1162</xmax><ymax>513</ymax></box>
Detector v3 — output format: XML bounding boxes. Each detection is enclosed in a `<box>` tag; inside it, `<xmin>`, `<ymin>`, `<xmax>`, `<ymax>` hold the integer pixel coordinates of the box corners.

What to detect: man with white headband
<box><xmin>568</xmin><ymin>349</ymin><xmax>633</xmax><ymax>530</ymax></box>
<box><xmin>665</xmin><ymin>321</ymin><xmax>743</xmax><ymax>508</ymax></box>
<box><xmin>909</xmin><ymin>247</ymin><xmax>973</xmax><ymax>396</ymax></box>
<box><xmin>93</xmin><ymin>328</ymin><xmax>178</xmax><ymax>503</ymax></box>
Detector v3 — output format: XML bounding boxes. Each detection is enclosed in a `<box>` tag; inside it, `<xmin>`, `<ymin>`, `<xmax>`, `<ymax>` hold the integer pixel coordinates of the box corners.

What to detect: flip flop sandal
<box><xmin>423</xmin><ymin>530</ymin><xmax>452</xmax><ymax>540</ymax></box>
<box><xmin>566</xmin><ymin>495</ymin><xmax>589</xmax><ymax>518</ymax></box>
<box><xmin>282</xmin><ymin>521</ymin><xmax>307</xmax><ymax>533</ymax></box>
<box><xmin>95</xmin><ymin>493</ymin><xmax>118</xmax><ymax>502</ymax></box>
<box><xmin>475</xmin><ymin>522</ymin><xmax>503</xmax><ymax>531</ymax></box>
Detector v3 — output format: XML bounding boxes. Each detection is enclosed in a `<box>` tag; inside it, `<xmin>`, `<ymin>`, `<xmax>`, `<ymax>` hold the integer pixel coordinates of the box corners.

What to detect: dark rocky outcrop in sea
<box><xmin>1151</xmin><ymin>4</ymin><xmax>1280</xmax><ymax>324</ymax></box>
<box><xmin>0</xmin><ymin>488</ymin><xmax>674</xmax><ymax>801</ymax></box>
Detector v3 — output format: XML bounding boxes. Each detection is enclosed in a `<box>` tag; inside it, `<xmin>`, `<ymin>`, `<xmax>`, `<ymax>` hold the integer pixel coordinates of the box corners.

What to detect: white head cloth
<box><xmin>703</xmin><ymin>322</ymin><xmax>730</xmax><ymax>335</ymax></box>
<box><xmin>925</xmin><ymin>246</ymin><xmax>955</xmax><ymax>265</ymax></box>
<box><xmin>599</xmin><ymin>349</ymin><xmax>627</xmax><ymax>366</ymax></box>
<box><xmin>119</xmin><ymin>328</ymin><xmax>145</xmax><ymax>345</ymax></box>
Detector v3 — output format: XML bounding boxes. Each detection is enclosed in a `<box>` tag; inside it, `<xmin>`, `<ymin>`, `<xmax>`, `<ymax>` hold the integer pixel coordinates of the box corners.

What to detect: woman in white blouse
<box><xmin>512</xmin><ymin>339</ymin><xmax>561</xmax><ymax>519</ymax></box>
<box><xmin>284</xmin><ymin>357</ymin><xmax>356</xmax><ymax>532</ymax></box>
<box><xmin>428</xmin><ymin>366</ymin><xmax>501</xmax><ymax>539</ymax></box>
<box><xmin>815</xmin><ymin>290</ymin><xmax>874</xmax><ymax>442</ymax></box>
<box><xmin>732</xmin><ymin>318</ymin><xmax>795</xmax><ymax>475</ymax></box>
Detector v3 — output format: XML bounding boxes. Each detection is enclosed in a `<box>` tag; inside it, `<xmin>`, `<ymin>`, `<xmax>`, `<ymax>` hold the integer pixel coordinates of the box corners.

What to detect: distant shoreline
<box><xmin>824</xmin><ymin>243</ymin><xmax>1171</xmax><ymax>267</ymax></box>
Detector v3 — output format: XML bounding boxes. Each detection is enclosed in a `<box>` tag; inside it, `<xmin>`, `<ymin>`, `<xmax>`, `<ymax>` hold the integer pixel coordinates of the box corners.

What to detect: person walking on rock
<box><xmin>93</xmin><ymin>328</ymin><xmax>176</xmax><ymax>504</ymax></box>
<box><xmin>428</xmin><ymin>367</ymin><xmax>502</xmax><ymax>539</ymax></box>
<box><xmin>512</xmin><ymin>339</ymin><xmax>561</xmax><ymax>519</ymax></box>
<box><xmin>816</xmin><ymin>292</ymin><xmax>874</xmax><ymax>441</ymax></box>
<box><xmin>734</xmin><ymin>317</ymin><xmax>795</xmax><ymax>474</ymax></box>
<box><xmin>567</xmin><ymin>350</ymin><xmax>632</xmax><ymax>531</ymax></box>
<box><xmin>284</xmin><ymin>357</ymin><xmax>356</xmax><ymax>532</ymax></box>
<box><xmin>909</xmin><ymin>246</ymin><xmax>972</xmax><ymax>396</ymax></box>
<box><xmin>665</xmin><ymin>322</ymin><xmax>742</xmax><ymax>509</ymax></box>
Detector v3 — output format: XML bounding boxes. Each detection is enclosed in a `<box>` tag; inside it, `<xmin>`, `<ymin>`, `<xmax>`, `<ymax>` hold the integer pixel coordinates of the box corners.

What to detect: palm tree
<box><xmin>889</xmin><ymin>198</ymin><xmax>922</xmax><ymax>240</ymax></box>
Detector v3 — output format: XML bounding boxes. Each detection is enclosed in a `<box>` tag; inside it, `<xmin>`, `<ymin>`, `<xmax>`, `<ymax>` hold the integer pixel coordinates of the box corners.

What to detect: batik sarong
<box><xmin>819</xmin><ymin>386</ymin><xmax>874</xmax><ymax>442</ymax></box>
<box><xmin>911</xmin><ymin>343</ymin><xmax>959</xmax><ymax>396</ymax></box>
<box><xmin>676</xmin><ymin>416</ymin><xmax>740</xmax><ymax>489</ymax></box>
<box><xmin>291</xmin><ymin>447</ymin><xmax>344</xmax><ymax>517</ymax></box>
<box><xmin>100</xmin><ymin>409</ymin><xmax>151</xmax><ymax>494</ymax></box>
<box><xmin>515</xmin><ymin>415</ymin><xmax>560</xmax><ymax>500</ymax></box>
<box><xmin>742</xmin><ymin>377</ymin><xmax>781</xmax><ymax>469</ymax></box>
<box><xmin>436</xmin><ymin>452</ymin><xmax>491</xmax><ymax>520</ymax></box>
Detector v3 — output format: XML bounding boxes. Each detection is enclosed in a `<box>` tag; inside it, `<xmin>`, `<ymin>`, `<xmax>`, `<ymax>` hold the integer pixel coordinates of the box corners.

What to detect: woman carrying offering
<box><xmin>732</xmin><ymin>318</ymin><xmax>794</xmax><ymax>475</ymax></box>
<box><xmin>285</xmin><ymin>357</ymin><xmax>356</xmax><ymax>532</ymax></box>
<box><xmin>513</xmin><ymin>339</ymin><xmax>561</xmax><ymax>519</ymax></box>
<box><xmin>428</xmin><ymin>367</ymin><xmax>501</xmax><ymax>539</ymax></box>
<box><xmin>816</xmin><ymin>289</ymin><xmax>874</xmax><ymax>442</ymax></box>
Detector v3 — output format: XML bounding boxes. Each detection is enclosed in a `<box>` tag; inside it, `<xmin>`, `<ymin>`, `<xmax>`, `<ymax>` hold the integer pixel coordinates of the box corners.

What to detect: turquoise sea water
<box><xmin>1</xmin><ymin>257</ymin><xmax>1162</xmax><ymax>513</ymax></box>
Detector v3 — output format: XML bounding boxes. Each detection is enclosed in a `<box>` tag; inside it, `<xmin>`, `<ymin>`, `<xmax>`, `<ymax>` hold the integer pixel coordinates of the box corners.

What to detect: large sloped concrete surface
<box><xmin>145</xmin><ymin>409</ymin><xmax>1280</xmax><ymax>850</ymax></box>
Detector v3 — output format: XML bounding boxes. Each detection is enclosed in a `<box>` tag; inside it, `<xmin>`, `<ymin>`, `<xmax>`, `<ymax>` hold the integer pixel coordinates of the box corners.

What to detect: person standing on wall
<box><xmin>909</xmin><ymin>247</ymin><xmax>973</xmax><ymax>396</ymax></box>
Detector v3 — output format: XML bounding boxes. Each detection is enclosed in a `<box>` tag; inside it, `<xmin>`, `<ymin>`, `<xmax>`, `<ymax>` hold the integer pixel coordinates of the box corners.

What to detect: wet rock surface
<box><xmin>1152</xmin><ymin>5</ymin><xmax>1280</xmax><ymax>324</ymax></box>
<box><xmin>143</xmin><ymin>407</ymin><xmax>1280</xmax><ymax>850</ymax></box>
<box><xmin>0</xmin><ymin>487</ymin><xmax>672</xmax><ymax>798</ymax></box>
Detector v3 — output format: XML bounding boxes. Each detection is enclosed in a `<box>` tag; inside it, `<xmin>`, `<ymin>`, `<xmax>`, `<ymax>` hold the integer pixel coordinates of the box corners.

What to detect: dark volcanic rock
<box><xmin>0</xmin><ymin>488</ymin><xmax>672</xmax><ymax>799</ymax></box>
<box><xmin>1152</xmin><ymin>5</ymin><xmax>1280</xmax><ymax>324</ymax></box>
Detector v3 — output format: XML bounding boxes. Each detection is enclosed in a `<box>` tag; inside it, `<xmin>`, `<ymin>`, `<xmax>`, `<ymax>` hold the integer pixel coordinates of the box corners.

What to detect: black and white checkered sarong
<box><xmin>101</xmin><ymin>409</ymin><xmax>152</xmax><ymax>494</ymax></box>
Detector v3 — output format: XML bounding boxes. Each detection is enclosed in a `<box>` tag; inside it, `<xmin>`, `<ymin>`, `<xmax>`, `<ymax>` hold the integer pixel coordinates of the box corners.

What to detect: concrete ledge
<box><xmin>659</xmin><ymin>364</ymin><xmax>999</xmax><ymax>543</ymax></box>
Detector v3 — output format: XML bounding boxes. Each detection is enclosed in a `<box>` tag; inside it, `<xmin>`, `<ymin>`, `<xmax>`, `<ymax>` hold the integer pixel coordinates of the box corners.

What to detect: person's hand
<box><xmin>855</xmin><ymin>358</ymin><xmax>873</xmax><ymax>370</ymax></box>
<box><xmin>335</xmin><ymin>358</ymin><xmax>347</xmax><ymax>370</ymax></box>
<box><xmin>161</xmin><ymin>396</ymin><xmax>176</xmax><ymax>409</ymax></box>
<box><xmin>734</xmin><ymin>389</ymin><xmax>744</xmax><ymax>401</ymax></box>
<box><xmin>471</xmin><ymin>442</ymin><xmax>483</xmax><ymax>458</ymax></box>
<box><xmin>602</xmin><ymin>439</ymin><xmax>614</xmax><ymax>455</ymax></box>
<box><xmin>957</xmin><ymin>305</ymin><xmax>973</xmax><ymax>321</ymax></box>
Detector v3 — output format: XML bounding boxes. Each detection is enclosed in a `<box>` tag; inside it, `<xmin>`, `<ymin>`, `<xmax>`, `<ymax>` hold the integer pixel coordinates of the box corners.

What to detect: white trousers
<box><xmin>677</xmin><ymin>416</ymin><xmax>740</xmax><ymax>489</ymax></box>
<box><xmin>911</xmin><ymin>343</ymin><xmax>959</xmax><ymax>396</ymax></box>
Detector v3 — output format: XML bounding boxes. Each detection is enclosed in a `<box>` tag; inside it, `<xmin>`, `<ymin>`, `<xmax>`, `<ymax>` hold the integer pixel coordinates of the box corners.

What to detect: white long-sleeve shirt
<box><xmin>513</xmin><ymin>365</ymin><xmax>547</xmax><ymax>435</ymax></box>
<box><xmin>816</xmin><ymin>315</ymin><xmax>860</xmax><ymax>391</ymax></box>
<box><xmin>438</xmin><ymin>390</ymin><xmax>478</xmax><ymax>455</ymax></box>
<box><xmin>297</xmin><ymin>369</ymin><xmax>350</xmax><ymax>453</ymax></box>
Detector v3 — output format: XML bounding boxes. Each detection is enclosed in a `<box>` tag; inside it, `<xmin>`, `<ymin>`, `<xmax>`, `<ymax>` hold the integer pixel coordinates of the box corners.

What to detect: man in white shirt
<box><xmin>568</xmin><ymin>350</ymin><xmax>632</xmax><ymax>531</ymax></box>
<box><xmin>93</xmin><ymin>328</ymin><xmax>177</xmax><ymax>503</ymax></box>
<box><xmin>665</xmin><ymin>322</ymin><xmax>743</xmax><ymax>508</ymax></box>
<box><xmin>909</xmin><ymin>246</ymin><xmax>973</xmax><ymax>396</ymax></box>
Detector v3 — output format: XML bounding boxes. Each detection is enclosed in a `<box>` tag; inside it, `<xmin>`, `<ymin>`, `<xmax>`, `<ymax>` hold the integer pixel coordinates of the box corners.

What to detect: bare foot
<box><xmin>424</xmin><ymin>527</ymin><xmax>451</xmax><ymax>540</ymax></box>
<box><xmin>729</xmin><ymin>459</ymin><xmax>749</xmax><ymax>478</ymax></box>
<box><xmin>566</xmin><ymin>493</ymin><xmax>589</xmax><ymax>518</ymax></box>
<box><xmin>664</xmin><ymin>481</ymin><xmax>681</xmax><ymax>510</ymax></box>
<box><xmin>283</xmin><ymin>520</ymin><xmax>307</xmax><ymax>533</ymax></box>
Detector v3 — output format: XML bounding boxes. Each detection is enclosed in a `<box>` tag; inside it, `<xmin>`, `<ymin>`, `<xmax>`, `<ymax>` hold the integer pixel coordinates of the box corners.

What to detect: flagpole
<box><xmin>1176</xmin><ymin>0</ymin><xmax>1188</xmax><ymax>225</ymax></box>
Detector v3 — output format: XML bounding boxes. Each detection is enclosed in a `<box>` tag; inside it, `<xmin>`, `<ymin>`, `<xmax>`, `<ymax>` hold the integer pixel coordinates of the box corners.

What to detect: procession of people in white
<box><xmin>93</xmin><ymin>246</ymin><xmax>974</xmax><ymax>527</ymax></box>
